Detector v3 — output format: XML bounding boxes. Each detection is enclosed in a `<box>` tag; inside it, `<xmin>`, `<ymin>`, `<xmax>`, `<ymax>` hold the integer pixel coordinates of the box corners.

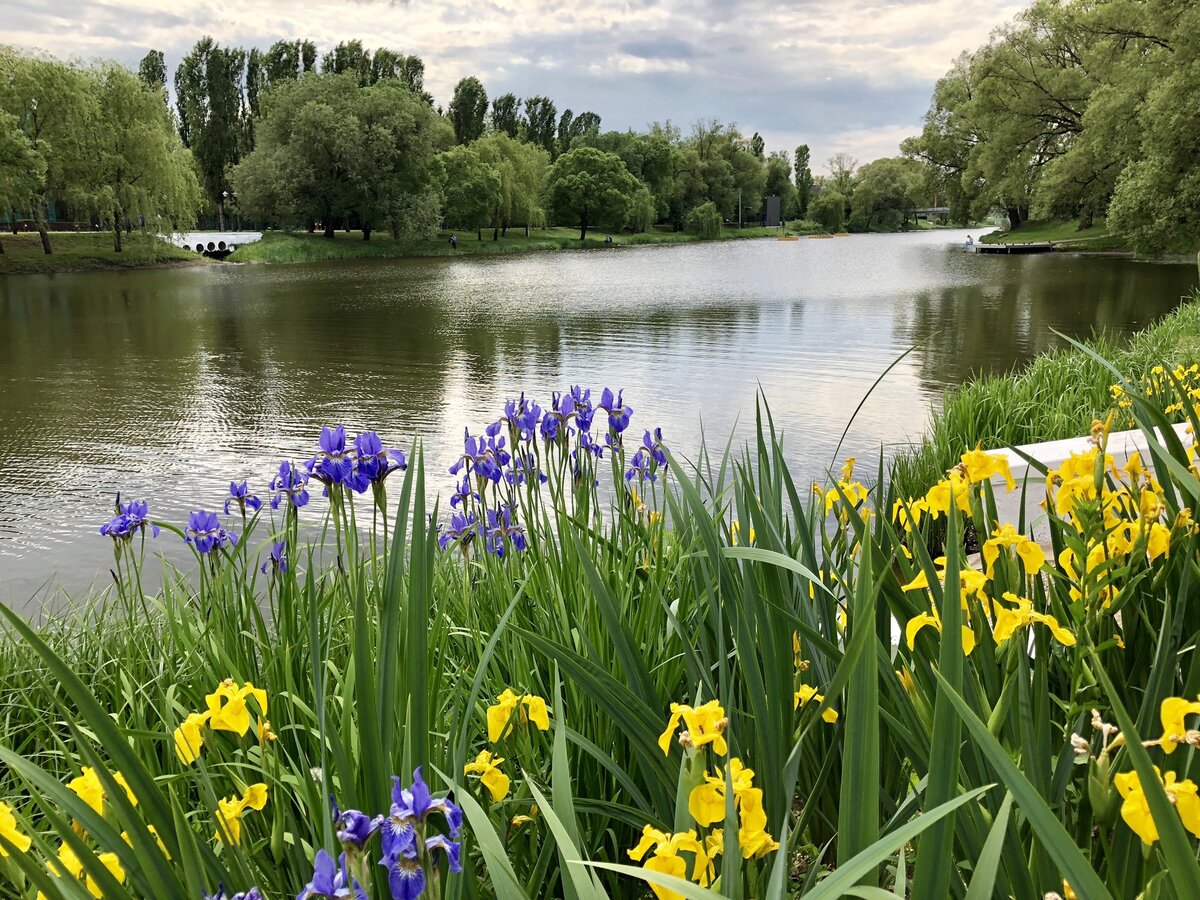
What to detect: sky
<box><xmin>6</xmin><ymin>0</ymin><xmax>1029</xmax><ymax>169</ymax></box>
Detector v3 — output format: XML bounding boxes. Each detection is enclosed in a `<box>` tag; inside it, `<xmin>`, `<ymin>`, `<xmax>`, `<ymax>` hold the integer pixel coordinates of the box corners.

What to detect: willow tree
<box><xmin>0</xmin><ymin>110</ymin><xmax>45</xmax><ymax>252</ymax></box>
<box><xmin>473</xmin><ymin>132</ymin><xmax>549</xmax><ymax>238</ymax></box>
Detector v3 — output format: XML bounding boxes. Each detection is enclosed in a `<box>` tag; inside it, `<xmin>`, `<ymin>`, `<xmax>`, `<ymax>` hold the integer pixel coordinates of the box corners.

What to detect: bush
<box><xmin>684</xmin><ymin>200</ymin><xmax>722</xmax><ymax>238</ymax></box>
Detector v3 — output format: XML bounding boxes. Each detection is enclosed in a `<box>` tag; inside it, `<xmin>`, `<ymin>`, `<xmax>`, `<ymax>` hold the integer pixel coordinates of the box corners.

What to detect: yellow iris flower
<box><xmin>0</xmin><ymin>801</ymin><xmax>31</xmax><ymax>856</ymax></box>
<box><xmin>214</xmin><ymin>783</ymin><xmax>269</xmax><ymax>845</ymax></box>
<box><xmin>924</xmin><ymin>472</ymin><xmax>970</xmax><ymax>519</ymax></box>
<box><xmin>960</xmin><ymin>447</ymin><xmax>1016</xmax><ymax>491</ymax></box>
<box><xmin>1159</xmin><ymin>696</ymin><xmax>1200</xmax><ymax>754</ymax></box>
<box><xmin>688</xmin><ymin>758</ymin><xmax>757</xmax><ymax>826</ymax></box>
<box><xmin>67</xmin><ymin>767</ymin><xmax>137</xmax><ymax>817</ymax></box>
<box><xmin>982</xmin><ymin>523</ymin><xmax>1046</xmax><ymax>576</ymax></box>
<box><xmin>793</xmin><ymin>684</ymin><xmax>838</xmax><ymax>723</ymax></box>
<box><xmin>1115</xmin><ymin>767</ymin><xmax>1200</xmax><ymax>845</ymax></box>
<box><xmin>628</xmin><ymin>826</ymin><xmax>715</xmax><ymax>898</ymax></box>
<box><xmin>464</xmin><ymin>749</ymin><xmax>511</xmax><ymax>802</ymax></box>
<box><xmin>85</xmin><ymin>852</ymin><xmax>126</xmax><ymax>898</ymax></box>
<box><xmin>658</xmin><ymin>700</ymin><xmax>728</xmax><ymax>756</ymax></box>
<box><xmin>906</xmin><ymin>610</ymin><xmax>977</xmax><ymax>656</ymax></box>
<box><xmin>174</xmin><ymin>679</ymin><xmax>269</xmax><ymax>765</ymax></box>
<box><xmin>486</xmin><ymin>688</ymin><xmax>551</xmax><ymax>743</ymax></box>
<box><xmin>992</xmin><ymin>593</ymin><xmax>1076</xmax><ymax>647</ymax></box>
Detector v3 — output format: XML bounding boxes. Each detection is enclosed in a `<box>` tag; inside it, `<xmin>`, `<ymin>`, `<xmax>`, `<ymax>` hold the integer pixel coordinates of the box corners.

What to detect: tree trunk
<box><xmin>1077</xmin><ymin>211</ymin><xmax>1093</xmax><ymax>231</ymax></box>
<box><xmin>1005</xmin><ymin>206</ymin><xmax>1023</xmax><ymax>230</ymax></box>
<box><xmin>308</xmin><ymin>222</ymin><xmax>316</xmax><ymax>233</ymax></box>
<box><xmin>9</xmin><ymin>212</ymin><xmax>17</xmax><ymax>235</ymax></box>
<box><xmin>363</xmin><ymin>224</ymin><xmax>372</xmax><ymax>241</ymax></box>
<box><xmin>0</xmin><ymin>236</ymin><xmax>5</xmax><ymax>254</ymax></box>
<box><xmin>34</xmin><ymin>202</ymin><xmax>52</xmax><ymax>254</ymax></box>
<box><xmin>502</xmin><ymin>221</ymin><xmax>508</xmax><ymax>238</ymax></box>
<box><xmin>113</xmin><ymin>209</ymin><xmax>123</xmax><ymax>253</ymax></box>
<box><xmin>524</xmin><ymin>224</ymin><xmax>529</xmax><ymax>237</ymax></box>
<box><xmin>579</xmin><ymin>209</ymin><xmax>589</xmax><ymax>241</ymax></box>
<box><xmin>493</xmin><ymin>226</ymin><xmax>498</xmax><ymax>241</ymax></box>
<box><xmin>323</xmin><ymin>224</ymin><xmax>335</xmax><ymax>239</ymax></box>
<box><xmin>217</xmin><ymin>199</ymin><xmax>225</xmax><ymax>232</ymax></box>
<box><xmin>477</xmin><ymin>226</ymin><xmax>482</xmax><ymax>241</ymax></box>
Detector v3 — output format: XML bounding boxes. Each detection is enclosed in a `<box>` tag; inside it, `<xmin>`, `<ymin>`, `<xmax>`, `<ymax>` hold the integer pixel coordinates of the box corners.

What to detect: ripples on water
<box><xmin>1</xmin><ymin>230</ymin><xmax>1196</xmax><ymax>606</ymax></box>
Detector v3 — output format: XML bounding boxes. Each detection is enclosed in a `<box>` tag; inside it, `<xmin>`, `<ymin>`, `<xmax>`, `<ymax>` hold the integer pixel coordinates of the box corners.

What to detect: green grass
<box><xmin>0</xmin><ymin>232</ymin><xmax>201</xmax><ymax>275</ymax></box>
<box><xmin>980</xmin><ymin>217</ymin><xmax>1126</xmax><ymax>251</ymax></box>
<box><xmin>232</xmin><ymin>223</ymin><xmax>822</xmax><ymax>264</ymax></box>
<box><xmin>890</xmin><ymin>292</ymin><xmax>1200</xmax><ymax>500</ymax></box>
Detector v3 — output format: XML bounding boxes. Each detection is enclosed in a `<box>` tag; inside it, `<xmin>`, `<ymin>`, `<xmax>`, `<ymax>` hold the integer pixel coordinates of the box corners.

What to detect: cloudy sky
<box><xmin>7</xmin><ymin>0</ymin><xmax>1028</xmax><ymax>168</ymax></box>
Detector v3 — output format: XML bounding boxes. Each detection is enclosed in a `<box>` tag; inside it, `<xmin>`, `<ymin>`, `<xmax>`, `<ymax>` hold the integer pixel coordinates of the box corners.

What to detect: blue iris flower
<box><xmin>485</xmin><ymin>506</ymin><xmax>527</xmax><ymax>558</ymax></box>
<box><xmin>570</xmin><ymin>386</ymin><xmax>595</xmax><ymax>432</ymax></box>
<box><xmin>184</xmin><ymin>510</ymin><xmax>238</xmax><ymax>554</ymax></box>
<box><xmin>307</xmin><ymin>425</ymin><xmax>355</xmax><ymax>487</ymax></box>
<box><xmin>204</xmin><ymin>888</ymin><xmax>263</xmax><ymax>900</ymax></box>
<box><xmin>505</xmin><ymin>450</ymin><xmax>546</xmax><ymax>486</ymax></box>
<box><xmin>438</xmin><ymin>512</ymin><xmax>480</xmax><ymax>551</ymax></box>
<box><xmin>297</xmin><ymin>849</ymin><xmax>366</xmax><ymax>900</ymax></box>
<box><xmin>381</xmin><ymin>845</ymin><xmax>424</xmax><ymax>900</ymax></box>
<box><xmin>380</xmin><ymin>768</ymin><xmax>462</xmax><ymax>861</ymax></box>
<box><xmin>351</xmin><ymin>431</ymin><xmax>407</xmax><ymax>494</ymax></box>
<box><xmin>449</xmin><ymin>430</ymin><xmax>509</xmax><ymax>484</ymax></box>
<box><xmin>99</xmin><ymin>498</ymin><xmax>160</xmax><ymax>541</ymax></box>
<box><xmin>540</xmin><ymin>392</ymin><xmax>575</xmax><ymax>442</ymax></box>
<box><xmin>626</xmin><ymin>449</ymin><xmax>656</xmax><ymax>483</ymax></box>
<box><xmin>334</xmin><ymin>806</ymin><xmax>383</xmax><ymax>851</ymax></box>
<box><xmin>270</xmin><ymin>461</ymin><xmax>311</xmax><ymax>510</ymax></box>
<box><xmin>260</xmin><ymin>541</ymin><xmax>288</xmax><ymax>575</ymax></box>
<box><xmin>449</xmin><ymin>476</ymin><xmax>479</xmax><ymax>508</ymax></box>
<box><xmin>599</xmin><ymin>388</ymin><xmax>633</xmax><ymax>433</ymax></box>
<box><xmin>225</xmin><ymin>481</ymin><xmax>263</xmax><ymax>516</ymax></box>
<box><xmin>643</xmin><ymin>427</ymin><xmax>667</xmax><ymax>466</ymax></box>
<box><xmin>500</xmin><ymin>393</ymin><xmax>542</xmax><ymax>441</ymax></box>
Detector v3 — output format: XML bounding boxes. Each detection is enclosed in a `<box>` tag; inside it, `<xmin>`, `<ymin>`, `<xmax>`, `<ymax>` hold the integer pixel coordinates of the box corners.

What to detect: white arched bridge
<box><xmin>166</xmin><ymin>231</ymin><xmax>263</xmax><ymax>259</ymax></box>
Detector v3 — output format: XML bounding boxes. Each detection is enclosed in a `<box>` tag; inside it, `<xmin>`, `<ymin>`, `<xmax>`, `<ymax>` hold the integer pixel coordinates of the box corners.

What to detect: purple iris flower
<box><xmin>352</xmin><ymin>431</ymin><xmax>407</xmax><ymax>493</ymax></box>
<box><xmin>204</xmin><ymin>888</ymin><xmax>263</xmax><ymax>900</ymax></box>
<box><xmin>449</xmin><ymin>476</ymin><xmax>479</xmax><ymax>509</ymax></box>
<box><xmin>336</xmin><ymin>808</ymin><xmax>383</xmax><ymax>851</ymax></box>
<box><xmin>626</xmin><ymin>449</ymin><xmax>656</xmax><ymax>483</ymax></box>
<box><xmin>500</xmin><ymin>393</ymin><xmax>542</xmax><ymax>441</ymax></box>
<box><xmin>307</xmin><ymin>425</ymin><xmax>355</xmax><ymax>487</ymax></box>
<box><xmin>99</xmin><ymin>498</ymin><xmax>160</xmax><ymax>541</ymax></box>
<box><xmin>380</xmin><ymin>768</ymin><xmax>462</xmax><ymax>861</ymax></box>
<box><xmin>485</xmin><ymin>506</ymin><xmax>527</xmax><ymax>558</ymax></box>
<box><xmin>297</xmin><ymin>849</ymin><xmax>366</xmax><ymax>900</ymax></box>
<box><xmin>225</xmin><ymin>481</ymin><xmax>263</xmax><ymax>516</ymax></box>
<box><xmin>270</xmin><ymin>461</ymin><xmax>311</xmax><ymax>510</ymax></box>
<box><xmin>184</xmin><ymin>510</ymin><xmax>238</xmax><ymax>554</ymax></box>
<box><xmin>578</xmin><ymin>430</ymin><xmax>605</xmax><ymax>459</ymax></box>
<box><xmin>381</xmin><ymin>845</ymin><xmax>424</xmax><ymax>900</ymax></box>
<box><xmin>505</xmin><ymin>451</ymin><xmax>547</xmax><ymax>486</ymax></box>
<box><xmin>570</xmin><ymin>386</ymin><xmax>595</xmax><ymax>432</ymax></box>
<box><xmin>423</xmin><ymin>834</ymin><xmax>463</xmax><ymax>873</ymax></box>
<box><xmin>643</xmin><ymin>427</ymin><xmax>667</xmax><ymax>466</ymax></box>
<box><xmin>437</xmin><ymin>512</ymin><xmax>480</xmax><ymax>551</ymax></box>
<box><xmin>260</xmin><ymin>541</ymin><xmax>288</xmax><ymax>575</ymax></box>
<box><xmin>449</xmin><ymin>430</ymin><xmax>509</xmax><ymax>484</ymax></box>
<box><xmin>599</xmin><ymin>388</ymin><xmax>633</xmax><ymax>433</ymax></box>
<box><xmin>540</xmin><ymin>392</ymin><xmax>575</xmax><ymax>443</ymax></box>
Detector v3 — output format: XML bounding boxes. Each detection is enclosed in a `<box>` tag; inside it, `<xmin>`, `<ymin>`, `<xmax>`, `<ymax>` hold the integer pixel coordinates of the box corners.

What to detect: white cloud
<box><xmin>8</xmin><ymin>0</ymin><xmax>1033</xmax><ymax>161</ymax></box>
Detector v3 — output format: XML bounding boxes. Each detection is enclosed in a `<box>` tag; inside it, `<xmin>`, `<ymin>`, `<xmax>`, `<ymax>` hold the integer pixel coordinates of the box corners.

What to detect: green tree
<box><xmin>810</xmin><ymin>189</ymin><xmax>846</xmax><ymax>231</ymax></box>
<box><xmin>522</xmin><ymin>96</ymin><xmax>557</xmax><ymax>156</ymax></box>
<box><xmin>624</xmin><ymin>185</ymin><xmax>656</xmax><ymax>233</ymax></box>
<box><xmin>92</xmin><ymin>63</ymin><xmax>202</xmax><ymax>250</ymax></box>
<box><xmin>851</xmin><ymin>157</ymin><xmax>925</xmax><ymax>231</ymax></box>
<box><xmin>474</xmin><ymin>132</ymin><xmax>549</xmax><ymax>238</ymax></box>
<box><xmin>764</xmin><ymin>150</ymin><xmax>798</xmax><ymax>219</ymax></box>
<box><xmin>684</xmin><ymin>200</ymin><xmax>722</xmax><ymax>238</ymax></box>
<box><xmin>449</xmin><ymin>76</ymin><xmax>488</xmax><ymax>145</ymax></box>
<box><xmin>544</xmin><ymin>145</ymin><xmax>638</xmax><ymax>240</ymax></box>
<box><xmin>137</xmin><ymin>50</ymin><xmax>166</xmax><ymax>91</ymax></box>
<box><xmin>794</xmin><ymin>144</ymin><xmax>813</xmax><ymax>216</ymax></box>
<box><xmin>0</xmin><ymin>109</ymin><xmax>45</xmax><ymax>252</ymax></box>
<box><xmin>175</xmin><ymin>37</ymin><xmax>246</xmax><ymax>229</ymax></box>
<box><xmin>321</xmin><ymin>40</ymin><xmax>372</xmax><ymax>85</ymax></box>
<box><xmin>490</xmin><ymin>93</ymin><xmax>520</xmax><ymax>138</ymax></box>
<box><xmin>438</xmin><ymin>145</ymin><xmax>501</xmax><ymax>240</ymax></box>
<box><xmin>0</xmin><ymin>49</ymin><xmax>97</xmax><ymax>254</ymax></box>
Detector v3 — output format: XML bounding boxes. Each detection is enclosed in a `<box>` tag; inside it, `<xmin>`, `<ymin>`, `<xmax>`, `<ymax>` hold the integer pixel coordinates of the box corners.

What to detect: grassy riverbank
<box><xmin>2</xmin><ymin>370</ymin><xmax>1200</xmax><ymax>898</ymax></box>
<box><xmin>0</xmin><ymin>232</ymin><xmax>201</xmax><ymax>275</ymax></box>
<box><xmin>980</xmin><ymin>217</ymin><xmax>1131</xmax><ymax>253</ymax></box>
<box><xmin>890</xmin><ymin>292</ymin><xmax>1200</xmax><ymax>499</ymax></box>
<box><xmin>231</xmin><ymin>223</ymin><xmax>824</xmax><ymax>264</ymax></box>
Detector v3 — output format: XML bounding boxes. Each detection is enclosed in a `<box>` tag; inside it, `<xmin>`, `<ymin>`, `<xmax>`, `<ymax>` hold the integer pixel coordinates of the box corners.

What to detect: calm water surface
<box><xmin>1</xmin><ymin>229</ymin><xmax>1196</xmax><ymax>606</ymax></box>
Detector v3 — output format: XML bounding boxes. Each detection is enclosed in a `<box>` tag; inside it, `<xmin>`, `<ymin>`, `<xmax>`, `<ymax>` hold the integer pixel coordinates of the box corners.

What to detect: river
<box><xmin>1</xmin><ymin>229</ymin><xmax>1196</xmax><ymax>607</ymax></box>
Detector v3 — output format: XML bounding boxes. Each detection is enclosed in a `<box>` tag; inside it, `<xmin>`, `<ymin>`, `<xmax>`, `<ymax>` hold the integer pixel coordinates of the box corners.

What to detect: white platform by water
<box><xmin>165</xmin><ymin>231</ymin><xmax>263</xmax><ymax>254</ymax></box>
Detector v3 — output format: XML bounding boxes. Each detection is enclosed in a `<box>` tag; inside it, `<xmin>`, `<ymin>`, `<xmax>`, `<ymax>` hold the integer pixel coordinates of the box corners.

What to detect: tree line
<box><xmin>2</xmin><ymin>34</ymin><xmax>948</xmax><ymax>255</ymax></box>
<box><xmin>903</xmin><ymin>0</ymin><xmax>1200</xmax><ymax>254</ymax></box>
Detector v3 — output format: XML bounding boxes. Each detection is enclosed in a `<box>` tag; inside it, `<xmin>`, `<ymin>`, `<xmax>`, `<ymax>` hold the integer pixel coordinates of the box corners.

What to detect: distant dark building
<box><xmin>764</xmin><ymin>195</ymin><xmax>781</xmax><ymax>227</ymax></box>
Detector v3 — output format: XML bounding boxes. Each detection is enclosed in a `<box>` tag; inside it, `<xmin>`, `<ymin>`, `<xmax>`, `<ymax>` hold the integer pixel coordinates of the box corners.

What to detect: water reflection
<box><xmin>1</xmin><ymin>231</ymin><xmax>1195</xmax><ymax>606</ymax></box>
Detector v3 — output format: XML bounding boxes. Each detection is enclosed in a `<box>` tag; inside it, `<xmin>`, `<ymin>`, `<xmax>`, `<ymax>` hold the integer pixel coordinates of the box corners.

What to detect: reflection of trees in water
<box><xmin>901</xmin><ymin>258</ymin><xmax>1196</xmax><ymax>394</ymax></box>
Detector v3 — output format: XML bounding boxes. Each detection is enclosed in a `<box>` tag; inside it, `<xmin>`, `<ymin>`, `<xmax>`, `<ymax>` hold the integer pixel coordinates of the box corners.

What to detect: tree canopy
<box><xmin>545</xmin><ymin>146</ymin><xmax>640</xmax><ymax>240</ymax></box>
